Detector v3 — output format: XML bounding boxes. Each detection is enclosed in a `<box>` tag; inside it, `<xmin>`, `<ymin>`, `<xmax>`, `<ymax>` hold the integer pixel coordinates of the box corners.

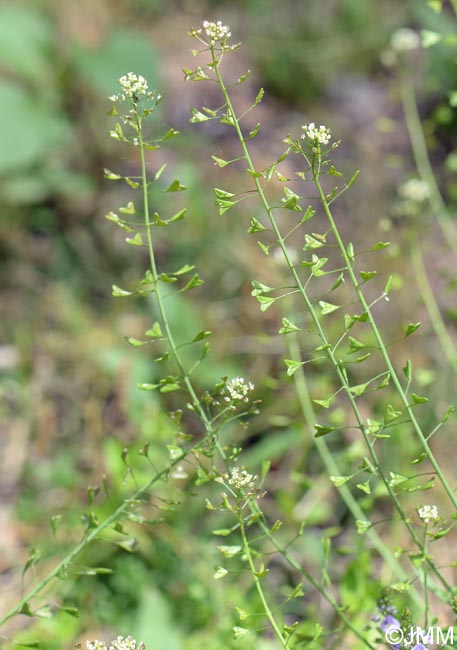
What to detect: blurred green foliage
<box><xmin>1</xmin><ymin>0</ymin><xmax>457</xmax><ymax>648</ymax></box>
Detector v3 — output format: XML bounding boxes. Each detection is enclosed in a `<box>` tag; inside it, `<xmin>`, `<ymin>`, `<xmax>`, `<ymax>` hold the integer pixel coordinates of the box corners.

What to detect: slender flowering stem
<box><xmin>203</xmin><ymin>37</ymin><xmax>453</xmax><ymax>599</ymax></box>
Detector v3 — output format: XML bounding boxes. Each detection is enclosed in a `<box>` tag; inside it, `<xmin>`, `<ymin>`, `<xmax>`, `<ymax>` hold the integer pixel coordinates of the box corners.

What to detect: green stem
<box><xmin>0</xmin><ymin>451</ymin><xmax>190</xmax><ymax>628</ymax></box>
<box><xmin>211</xmin><ymin>53</ymin><xmax>452</xmax><ymax>597</ymax></box>
<box><xmin>287</xmin><ymin>330</ymin><xmax>423</xmax><ymax>608</ymax></box>
<box><xmin>410</xmin><ymin>242</ymin><xmax>457</xmax><ymax>374</ymax></box>
<box><xmin>400</xmin><ymin>75</ymin><xmax>457</xmax><ymax>258</ymax></box>
<box><xmin>313</xmin><ymin>167</ymin><xmax>457</xmax><ymax>513</ymax></box>
<box><xmin>239</xmin><ymin>503</ymin><xmax>291</xmax><ymax>649</ymax></box>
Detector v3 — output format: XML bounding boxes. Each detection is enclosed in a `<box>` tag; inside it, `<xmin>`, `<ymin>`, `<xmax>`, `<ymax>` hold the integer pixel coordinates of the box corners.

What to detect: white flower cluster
<box><xmin>418</xmin><ymin>504</ymin><xmax>439</xmax><ymax>523</ymax></box>
<box><xmin>228</xmin><ymin>467</ymin><xmax>257</xmax><ymax>490</ymax></box>
<box><xmin>223</xmin><ymin>377</ymin><xmax>254</xmax><ymax>405</ymax></box>
<box><xmin>203</xmin><ymin>20</ymin><xmax>231</xmax><ymax>44</ymax></box>
<box><xmin>86</xmin><ymin>637</ymin><xmax>145</xmax><ymax>650</ymax></box>
<box><xmin>390</xmin><ymin>28</ymin><xmax>421</xmax><ymax>53</ymax></box>
<box><xmin>399</xmin><ymin>178</ymin><xmax>430</xmax><ymax>203</ymax></box>
<box><xmin>109</xmin><ymin>72</ymin><xmax>150</xmax><ymax>102</ymax></box>
<box><xmin>301</xmin><ymin>123</ymin><xmax>331</xmax><ymax>146</ymax></box>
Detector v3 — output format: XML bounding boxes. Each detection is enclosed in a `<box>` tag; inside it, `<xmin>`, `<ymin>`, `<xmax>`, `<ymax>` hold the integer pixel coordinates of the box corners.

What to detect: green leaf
<box><xmin>284</xmin><ymin>359</ymin><xmax>304</xmax><ymax>376</ymax></box>
<box><xmin>330</xmin><ymin>475</ymin><xmax>351</xmax><ymax>487</ymax></box>
<box><xmin>125</xmin><ymin>177</ymin><xmax>140</xmax><ymax>189</ymax></box>
<box><xmin>217</xmin><ymin>545</ymin><xmax>242</xmax><ymax>558</ymax></box>
<box><xmin>125</xmin><ymin>232</ymin><xmax>143</xmax><ymax>246</ymax></box>
<box><xmin>173</xmin><ymin>264</ymin><xmax>195</xmax><ymax>275</ymax></box>
<box><xmin>440</xmin><ymin>405</ymin><xmax>454</xmax><ymax>424</ymax></box>
<box><xmin>403</xmin><ymin>359</ymin><xmax>412</xmax><ymax>381</ymax></box>
<box><xmin>370</xmin><ymin>241</ymin><xmax>390</xmax><ymax>251</ymax></box>
<box><xmin>350</xmin><ymin>382</ymin><xmax>369</xmax><ymax>397</ymax></box>
<box><xmin>251</xmin><ymin>280</ymin><xmax>273</xmax><ymax>296</ymax></box>
<box><xmin>248</xmin><ymin>217</ymin><xmax>267</xmax><ymax>233</ymax></box>
<box><xmin>168</xmin><ymin>208</ymin><xmax>187</xmax><ymax>223</ymax></box>
<box><xmin>348</xmin><ymin>336</ymin><xmax>365</xmax><ymax>352</ymax></box>
<box><xmin>190</xmin><ymin>108</ymin><xmax>211</xmax><ymax>123</ymax></box>
<box><xmin>405</xmin><ymin>322</ymin><xmax>421</xmax><ymax>337</ymax></box>
<box><xmin>356</xmin><ymin>520</ymin><xmax>372</xmax><ymax>534</ymax></box>
<box><xmin>165</xmin><ymin>179</ymin><xmax>186</xmax><ymax>192</ymax></box>
<box><xmin>254</xmin><ymin>87</ymin><xmax>265</xmax><ymax>105</ymax></box>
<box><xmin>155</xmin><ymin>163</ymin><xmax>167</xmax><ymax>180</ymax></box>
<box><xmin>257</xmin><ymin>241</ymin><xmax>270</xmax><ymax>255</ymax></box>
<box><xmin>112</xmin><ymin>284</ymin><xmax>132</xmax><ymax>297</ymax></box>
<box><xmin>233</xmin><ymin>626</ymin><xmax>249</xmax><ymax>639</ymax></box>
<box><xmin>282</xmin><ymin>186</ymin><xmax>302</xmax><ymax>211</ymax></box>
<box><xmin>384</xmin><ymin>404</ymin><xmax>402</xmax><ymax>424</ymax></box>
<box><xmin>213</xmin><ymin>566</ymin><xmax>228</xmax><ymax>579</ymax></box>
<box><xmin>319</xmin><ymin>300</ymin><xmax>340</xmax><ymax>315</ymax></box>
<box><xmin>125</xmin><ymin>337</ymin><xmax>147</xmax><ymax>347</ymax></box>
<box><xmin>356</xmin><ymin>481</ymin><xmax>371</xmax><ymax>495</ymax></box>
<box><xmin>412</xmin><ymin>393</ymin><xmax>428</xmax><ymax>405</ymax></box>
<box><xmin>421</xmin><ymin>29</ymin><xmax>442</xmax><ymax>47</ymax></box>
<box><xmin>278</xmin><ymin>318</ymin><xmax>301</xmax><ymax>334</ymax></box>
<box><xmin>160</xmin><ymin>383</ymin><xmax>181</xmax><ymax>393</ymax></box>
<box><xmin>313</xmin><ymin>398</ymin><xmax>332</xmax><ymax>408</ymax></box>
<box><xmin>314</xmin><ymin>424</ymin><xmax>338</xmax><ymax>438</ymax></box>
<box><xmin>191</xmin><ymin>330</ymin><xmax>212</xmax><ymax>342</ymax></box>
<box><xmin>359</xmin><ymin>270</ymin><xmax>377</xmax><ymax>282</ymax></box>
<box><xmin>104</xmin><ymin>168</ymin><xmax>121</xmax><ymax>180</ymax></box>
<box><xmin>256</xmin><ymin>295</ymin><xmax>276</xmax><ymax>311</ymax></box>
<box><xmin>212</xmin><ymin>155</ymin><xmax>229</xmax><ymax>167</ymax></box>
<box><xmin>145</xmin><ymin>322</ymin><xmax>163</xmax><ymax>338</ymax></box>
<box><xmin>427</xmin><ymin>0</ymin><xmax>443</xmax><ymax>12</ymax></box>
<box><xmin>119</xmin><ymin>201</ymin><xmax>136</xmax><ymax>215</ymax></box>
<box><xmin>301</xmin><ymin>205</ymin><xmax>316</xmax><ymax>223</ymax></box>
<box><xmin>182</xmin><ymin>273</ymin><xmax>204</xmax><ymax>292</ymax></box>
<box><xmin>247</xmin><ymin>123</ymin><xmax>261</xmax><ymax>139</ymax></box>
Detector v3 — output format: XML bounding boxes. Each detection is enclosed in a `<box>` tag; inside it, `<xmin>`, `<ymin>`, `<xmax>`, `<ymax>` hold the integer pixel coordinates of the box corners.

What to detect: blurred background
<box><xmin>1</xmin><ymin>0</ymin><xmax>457</xmax><ymax>648</ymax></box>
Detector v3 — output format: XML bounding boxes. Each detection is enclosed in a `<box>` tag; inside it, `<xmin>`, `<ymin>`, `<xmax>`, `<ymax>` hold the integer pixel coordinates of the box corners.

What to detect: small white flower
<box><xmin>228</xmin><ymin>467</ymin><xmax>257</xmax><ymax>490</ymax></box>
<box><xmin>86</xmin><ymin>642</ymin><xmax>107</xmax><ymax>650</ymax></box>
<box><xmin>223</xmin><ymin>377</ymin><xmax>254</xmax><ymax>404</ymax></box>
<box><xmin>390</xmin><ymin>28</ymin><xmax>421</xmax><ymax>53</ymax></box>
<box><xmin>301</xmin><ymin>123</ymin><xmax>331</xmax><ymax>146</ymax></box>
<box><xmin>203</xmin><ymin>20</ymin><xmax>231</xmax><ymax>44</ymax></box>
<box><xmin>399</xmin><ymin>178</ymin><xmax>430</xmax><ymax>203</ymax></box>
<box><xmin>109</xmin><ymin>72</ymin><xmax>154</xmax><ymax>103</ymax></box>
<box><xmin>418</xmin><ymin>504</ymin><xmax>439</xmax><ymax>523</ymax></box>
